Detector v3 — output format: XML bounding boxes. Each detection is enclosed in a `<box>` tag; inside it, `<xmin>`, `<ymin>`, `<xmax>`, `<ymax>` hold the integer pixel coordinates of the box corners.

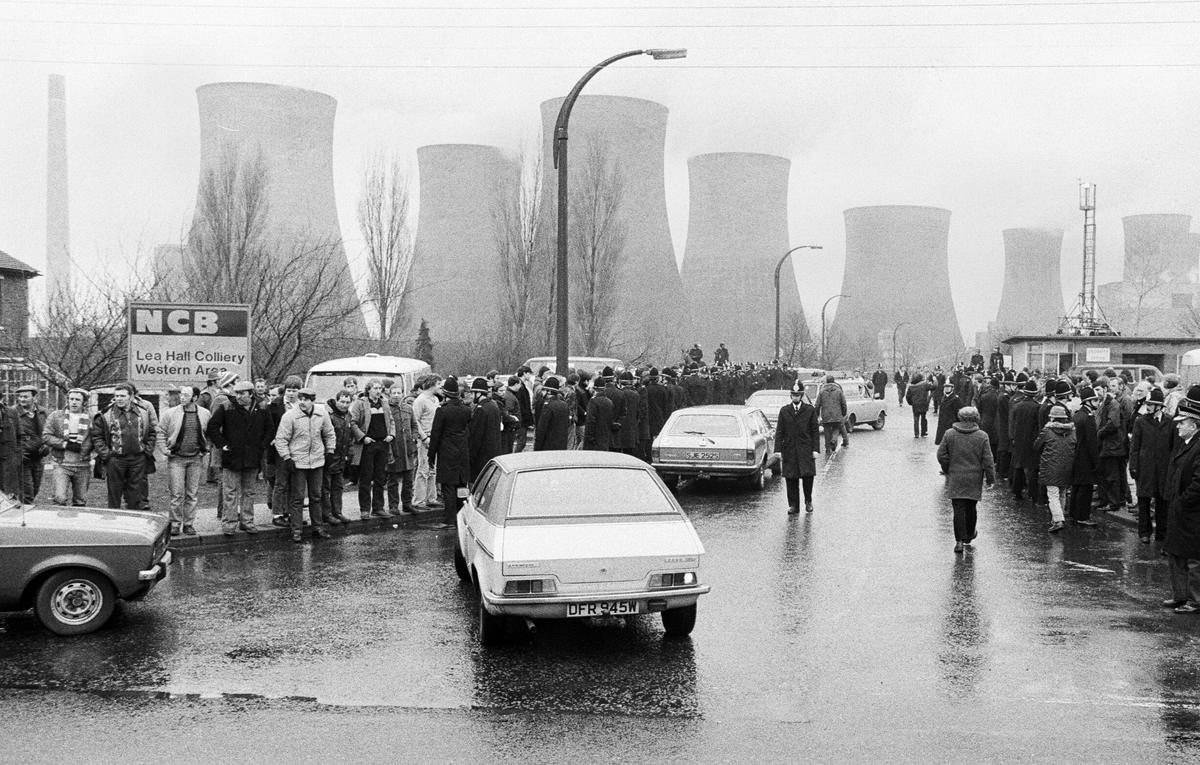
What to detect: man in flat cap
<box><xmin>13</xmin><ymin>383</ymin><xmax>48</xmax><ymax>503</ymax></box>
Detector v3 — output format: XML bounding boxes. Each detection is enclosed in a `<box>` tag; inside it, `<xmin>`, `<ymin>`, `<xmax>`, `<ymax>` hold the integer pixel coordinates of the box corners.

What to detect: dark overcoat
<box><xmin>934</xmin><ymin>395</ymin><xmax>962</xmax><ymax>445</ymax></box>
<box><xmin>1033</xmin><ymin>421</ymin><xmax>1076</xmax><ymax>487</ymax></box>
<box><xmin>776</xmin><ymin>402</ymin><xmax>820</xmax><ymax>479</ymax></box>
<box><xmin>1164</xmin><ymin>434</ymin><xmax>1200</xmax><ymax>559</ymax></box>
<box><xmin>976</xmin><ymin>387</ymin><xmax>999</xmax><ymax>446</ymax></box>
<box><xmin>583</xmin><ymin>391</ymin><xmax>617</xmax><ymax>451</ymax></box>
<box><xmin>429</xmin><ymin>397</ymin><xmax>472</xmax><ymax>485</ymax></box>
<box><xmin>1130</xmin><ymin>411</ymin><xmax>1174</xmax><ymax>499</ymax></box>
<box><xmin>1071</xmin><ymin>406</ymin><xmax>1100</xmax><ymax>485</ymax></box>
<box><xmin>1009</xmin><ymin>398</ymin><xmax>1042</xmax><ymax>470</ymax></box>
<box><xmin>905</xmin><ymin>380</ymin><xmax>931</xmax><ymax>414</ymax></box>
<box><xmin>467</xmin><ymin>398</ymin><xmax>504</xmax><ymax>483</ymax></box>
<box><xmin>206</xmin><ymin>402</ymin><xmax>271</xmax><ymax>471</ymax></box>
<box><xmin>0</xmin><ymin>407</ymin><xmax>21</xmax><ymax>496</ymax></box>
<box><xmin>534</xmin><ymin>396</ymin><xmax>571</xmax><ymax>451</ymax></box>
<box><xmin>617</xmin><ymin>386</ymin><xmax>640</xmax><ymax>449</ymax></box>
<box><xmin>995</xmin><ymin>391</ymin><xmax>1011</xmax><ymax>454</ymax></box>
<box><xmin>646</xmin><ymin>382</ymin><xmax>673</xmax><ymax>438</ymax></box>
<box><xmin>1096</xmin><ymin>397</ymin><xmax>1128</xmax><ymax>458</ymax></box>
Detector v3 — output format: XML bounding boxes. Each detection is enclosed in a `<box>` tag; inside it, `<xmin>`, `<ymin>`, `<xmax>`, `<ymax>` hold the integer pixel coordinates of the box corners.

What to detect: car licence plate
<box><xmin>566</xmin><ymin>600</ymin><xmax>639</xmax><ymax>618</ymax></box>
<box><xmin>685</xmin><ymin>451</ymin><xmax>719</xmax><ymax>460</ymax></box>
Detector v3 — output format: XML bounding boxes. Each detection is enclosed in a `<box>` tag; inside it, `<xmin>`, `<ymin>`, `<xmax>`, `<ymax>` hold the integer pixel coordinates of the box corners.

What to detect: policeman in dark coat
<box><xmin>934</xmin><ymin>381</ymin><xmax>962</xmax><ymax>446</ymax></box>
<box><xmin>1162</xmin><ymin>385</ymin><xmax>1200</xmax><ymax>613</ymax></box>
<box><xmin>995</xmin><ymin>371</ymin><xmax>1015</xmax><ymax>482</ymax></box>
<box><xmin>664</xmin><ymin>368</ymin><xmax>689</xmax><ymax>410</ymax></box>
<box><xmin>645</xmin><ymin>367</ymin><xmax>674</xmax><ymax>443</ymax></box>
<box><xmin>428</xmin><ymin>377</ymin><xmax>472</xmax><ymax>525</ymax></box>
<box><xmin>1070</xmin><ymin>385</ymin><xmax>1101</xmax><ymax>526</ymax></box>
<box><xmin>583</xmin><ymin>374</ymin><xmax>617</xmax><ymax>451</ymax></box>
<box><xmin>976</xmin><ymin>375</ymin><xmax>1000</xmax><ymax>457</ymax></box>
<box><xmin>616</xmin><ymin>371</ymin><xmax>640</xmax><ymax>456</ymax></box>
<box><xmin>467</xmin><ymin>377</ymin><xmax>503</xmax><ymax>484</ymax></box>
<box><xmin>1009</xmin><ymin>378</ymin><xmax>1042</xmax><ymax>502</ymax></box>
<box><xmin>776</xmin><ymin>381</ymin><xmax>821</xmax><ymax>515</ymax></box>
<box><xmin>534</xmin><ymin>377</ymin><xmax>571</xmax><ymax>451</ymax></box>
<box><xmin>1131</xmin><ymin>387</ymin><xmax>1173</xmax><ymax>543</ymax></box>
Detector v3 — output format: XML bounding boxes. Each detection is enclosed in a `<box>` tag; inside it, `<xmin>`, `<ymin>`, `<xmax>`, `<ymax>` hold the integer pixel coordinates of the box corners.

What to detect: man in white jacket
<box><xmin>274</xmin><ymin>387</ymin><xmax>336</xmax><ymax>543</ymax></box>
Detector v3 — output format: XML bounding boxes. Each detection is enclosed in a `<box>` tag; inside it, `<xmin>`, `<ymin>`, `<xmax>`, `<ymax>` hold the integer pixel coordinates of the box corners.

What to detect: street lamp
<box><xmin>773</xmin><ymin>244</ymin><xmax>823</xmax><ymax>363</ymax></box>
<box><xmin>820</xmin><ymin>294</ymin><xmax>849</xmax><ymax>370</ymax></box>
<box><xmin>892</xmin><ymin>321</ymin><xmax>910</xmax><ymax>376</ymax></box>
<box><xmin>552</xmin><ymin>48</ymin><xmax>687</xmax><ymax>375</ymax></box>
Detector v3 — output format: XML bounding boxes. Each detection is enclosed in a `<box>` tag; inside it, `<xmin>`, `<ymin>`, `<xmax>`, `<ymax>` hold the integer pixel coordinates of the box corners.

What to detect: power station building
<box><xmin>1097</xmin><ymin>214</ymin><xmax>1200</xmax><ymax>336</ymax></box>
<box><xmin>829</xmin><ymin>205</ymin><xmax>964</xmax><ymax>367</ymax></box>
<box><xmin>680</xmin><ymin>152</ymin><xmax>805</xmax><ymax>363</ymax></box>
<box><xmin>408</xmin><ymin>143</ymin><xmax>516</xmax><ymax>346</ymax></box>
<box><xmin>539</xmin><ymin>95</ymin><xmax>688</xmax><ymax>359</ymax></box>
<box><xmin>191</xmin><ymin>82</ymin><xmax>364</xmax><ymax>334</ymax></box>
<box><xmin>987</xmin><ymin>227</ymin><xmax>1065</xmax><ymax>342</ymax></box>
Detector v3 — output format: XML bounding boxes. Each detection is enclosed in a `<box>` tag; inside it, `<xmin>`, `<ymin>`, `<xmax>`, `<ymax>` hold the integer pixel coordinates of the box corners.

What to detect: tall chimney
<box><xmin>47</xmin><ymin>74</ymin><xmax>70</xmax><ymax>301</ymax></box>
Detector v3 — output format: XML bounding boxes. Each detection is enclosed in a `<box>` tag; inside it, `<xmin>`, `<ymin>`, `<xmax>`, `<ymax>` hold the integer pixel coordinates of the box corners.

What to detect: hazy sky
<box><xmin>4</xmin><ymin>0</ymin><xmax>1200</xmax><ymax>347</ymax></box>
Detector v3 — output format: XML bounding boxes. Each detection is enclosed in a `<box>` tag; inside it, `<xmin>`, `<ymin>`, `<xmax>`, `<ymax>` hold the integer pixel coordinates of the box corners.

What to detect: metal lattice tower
<box><xmin>1059</xmin><ymin>181</ymin><xmax>1116</xmax><ymax>335</ymax></box>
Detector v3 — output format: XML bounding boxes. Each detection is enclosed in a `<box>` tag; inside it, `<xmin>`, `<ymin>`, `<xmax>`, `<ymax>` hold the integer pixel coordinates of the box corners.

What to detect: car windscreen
<box><xmin>507</xmin><ymin>467</ymin><xmax>676</xmax><ymax>518</ymax></box>
<box><xmin>667</xmin><ymin>414</ymin><xmax>742</xmax><ymax>437</ymax></box>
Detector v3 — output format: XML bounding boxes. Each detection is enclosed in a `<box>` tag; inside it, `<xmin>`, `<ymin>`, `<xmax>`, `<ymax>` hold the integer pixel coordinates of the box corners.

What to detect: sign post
<box><xmin>127</xmin><ymin>302</ymin><xmax>252</xmax><ymax>386</ymax></box>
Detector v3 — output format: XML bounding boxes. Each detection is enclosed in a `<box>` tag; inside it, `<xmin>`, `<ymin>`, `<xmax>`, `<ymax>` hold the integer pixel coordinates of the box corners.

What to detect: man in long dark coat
<box><xmin>1162</xmin><ymin>385</ymin><xmax>1200</xmax><ymax>613</ymax></box>
<box><xmin>534</xmin><ymin>378</ymin><xmax>571</xmax><ymax>451</ymax></box>
<box><xmin>995</xmin><ymin>371</ymin><xmax>1015</xmax><ymax>482</ymax></box>
<box><xmin>645</xmin><ymin>367</ymin><xmax>674</xmax><ymax>447</ymax></box>
<box><xmin>934</xmin><ymin>381</ymin><xmax>962</xmax><ymax>446</ymax></box>
<box><xmin>616</xmin><ymin>371</ymin><xmax>640</xmax><ymax>456</ymax></box>
<box><xmin>1070</xmin><ymin>385</ymin><xmax>1101</xmax><ymax>526</ymax></box>
<box><xmin>1009</xmin><ymin>378</ymin><xmax>1043</xmax><ymax>502</ymax></box>
<box><xmin>777</xmin><ymin>382</ymin><xmax>821</xmax><ymax>515</ymax></box>
<box><xmin>1131</xmin><ymin>387</ymin><xmax>1173</xmax><ymax>543</ymax></box>
<box><xmin>428</xmin><ymin>377</ymin><xmax>472</xmax><ymax>526</ymax></box>
<box><xmin>583</xmin><ymin>375</ymin><xmax>617</xmax><ymax>451</ymax></box>
<box><xmin>467</xmin><ymin>377</ymin><xmax>503</xmax><ymax>485</ymax></box>
<box><xmin>871</xmin><ymin>366</ymin><xmax>889</xmax><ymax>401</ymax></box>
<box><xmin>976</xmin><ymin>375</ymin><xmax>1000</xmax><ymax>459</ymax></box>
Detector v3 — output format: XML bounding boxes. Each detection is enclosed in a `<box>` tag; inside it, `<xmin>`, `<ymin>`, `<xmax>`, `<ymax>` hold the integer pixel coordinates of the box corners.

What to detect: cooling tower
<box><xmin>680</xmin><ymin>153</ymin><xmax>805</xmax><ymax>363</ymax></box>
<box><xmin>46</xmin><ymin>74</ymin><xmax>69</xmax><ymax>301</ymax></box>
<box><xmin>1123</xmin><ymin>214</ymin><xmax>1197</xmax><ymax>284</ymax></box>
<box><xmin>540</xmin><ymin>95</ymin><xmax>687</xmax><ymax>359</ymax></box>
<box><xmin>992</xmin><ymin>228</ymin><xmax>1065</xmax><ymax>337</ymax></box>
<box><xmin>193</xmin><ymin>82</ymin><xmax>363</xmax><ymax>333</ymax></box>
<box><xmin>408</xmin><ymin>144</ymin><xmax>516</xmax><ymax>343</ymax></box>
<box><xmin>829</xmin><ymin>206</ymin><xmax>963</xmax><ymax>363</ymax></box>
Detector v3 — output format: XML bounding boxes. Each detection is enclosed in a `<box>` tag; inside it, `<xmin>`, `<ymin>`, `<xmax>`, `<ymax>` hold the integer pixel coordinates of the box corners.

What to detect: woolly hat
<box><xmin>1048</xmin><ymin>404</ymin><xmax>1069</xmax><ymax>421</ymax></box>
<box><xmin>217</xmin><ymin>371</ymin><xmax>239</xmax><ymax>388</ymax></box>
<box><xmin>542</xmin><ymin>376</ymin><xmax>560</xmax><ymax>390</ymax></box>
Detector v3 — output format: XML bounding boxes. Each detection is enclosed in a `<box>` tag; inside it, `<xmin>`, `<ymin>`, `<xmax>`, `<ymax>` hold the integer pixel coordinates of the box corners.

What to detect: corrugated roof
<box><xmin>0</xmin><ymin>250</ymin><xmax>39</xmax><ymax>276</ymax></box>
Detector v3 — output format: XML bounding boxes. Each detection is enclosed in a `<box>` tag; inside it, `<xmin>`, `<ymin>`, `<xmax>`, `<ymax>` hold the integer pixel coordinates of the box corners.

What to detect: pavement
<box><xmin>167</xmin><ymin>486</ymin><xmax>451</xmax><ymax>554</ymax></box>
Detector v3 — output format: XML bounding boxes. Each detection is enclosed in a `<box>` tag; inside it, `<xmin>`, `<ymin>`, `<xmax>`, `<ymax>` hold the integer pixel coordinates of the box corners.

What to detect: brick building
<box><xmin>0</xmin><ymin>249</ymin><xmax>58</xmax><ymax>405</ymax></box>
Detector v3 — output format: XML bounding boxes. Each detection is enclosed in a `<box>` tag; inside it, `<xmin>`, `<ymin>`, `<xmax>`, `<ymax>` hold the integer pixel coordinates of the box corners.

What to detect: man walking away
<box><xmin>43</xmin><ymin>388</ymin><xmax>92</xmax><ymax>509</ymax></box>
<box><xmin>1034</xmin><ymin>404</ymin><xmax>1075</xmax><ymax>533</ymax></box>
<box><xmin>207</xmin><ymin>381</ymin><xmax>270</xmax><ymax>536</ymax></box>
<box><xmin>158</xmin><ymin>385</ymin><xmax>211</xmax><ymax>536</ymax></box>
<box><xmin>815</xmin><ymin>375</ymin><xmax>847</xmax><ymax>455</ymax></box>
<box><xmin>905</xmin><ymin>373</ymin><xmax>931</xmax><ymax>438</ymax></box>
<box><xmin>937</xmin><ymin>406</ymin><xmax>995</xmax><ymax>553</ymax></box>
<box><xmin>274</xmin><ymin>387</ymin><xmax>336</xmax><ymax>542</ymax></box>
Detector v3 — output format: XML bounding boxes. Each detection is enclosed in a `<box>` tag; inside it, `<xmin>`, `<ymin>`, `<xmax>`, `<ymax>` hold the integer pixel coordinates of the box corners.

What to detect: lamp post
<box><xmin>892</xmin><ymin>321</ymin><xmax>910</xmax><ymax>376</ymax></box>
<box><xmin>773</xmin><ymin>244</ymin><xmax>823</xmax><ymax>363</ymax></box>
<box><xmin>820</xmin><ymin>294</ymin><xmax>849</xmax><ymax>370</ymax></box>
<box><xmin>552</xmin><ymin>47</ymin><xmax>687</xmax><ymax>375</ymax></box>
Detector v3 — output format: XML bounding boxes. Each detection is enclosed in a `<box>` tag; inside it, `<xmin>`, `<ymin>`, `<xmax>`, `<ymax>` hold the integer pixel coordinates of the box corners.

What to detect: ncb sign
<box><xmin>128</xmin><ymin>302</ymin><xmax>252</xmax><ymax>385</ymax></box>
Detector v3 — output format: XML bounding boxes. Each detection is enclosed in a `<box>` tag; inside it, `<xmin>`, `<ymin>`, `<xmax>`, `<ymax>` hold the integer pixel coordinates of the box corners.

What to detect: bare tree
<box><xmin>782</xmin><ymin>311</ymin><xmax>816</xmax><ymax>367</ymax></box>
<box><xmin>358</xmin><ymin>153</ymin><xmax>414</xmax><ymax>349</ymax></box>
<box><xmin>493</xmin><ymin>147</ymin><xmax>550</xmax><ymax>361</ymax></box>
<box><xmin>168</xmin><ymin>144</ymin><xmax>363</xmax><ymax>380</ymax></box>
<box><xmin>569</xmin><ymin>137</ymin><xmax>627</xmax><ymax>356</ymax></box>
<box><xmin>26</xmin><ymin>250</ymin><xmax>165</xmax><ymax>393</ymax></box>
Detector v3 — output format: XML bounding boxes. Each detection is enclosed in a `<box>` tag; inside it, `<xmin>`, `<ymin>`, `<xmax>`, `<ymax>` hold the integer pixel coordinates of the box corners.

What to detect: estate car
<box><xmin>651</xmin><ymin>405</ymin><xmax>779</xmax><ymax>489</ymax></box>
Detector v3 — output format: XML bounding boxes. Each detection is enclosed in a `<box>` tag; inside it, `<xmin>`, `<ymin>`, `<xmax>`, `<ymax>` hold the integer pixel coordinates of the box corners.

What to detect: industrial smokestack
<box><xmin>992</xmin><ymin>228</ymin><xmax>1065</xmax><ymax>337</ymax></box>
<box><xmin>1122</xmin><ymin>214</ymin><xmax>1195</xmax><ymax>284</ymax></box>
<box><xmin>540</xmin><ymin>95</ymin><xmax>687</xmax><ymax>358</ymax></box>
<box><xmin>681</xmin><ymin>152</ymin><xmax>805</xmax><ymax>363</ymax></box>
<box><xmin>408</xmin><ymin>144</ymin><xmax>516</xmax><ymax>345</ymax></box>
<box><xmin>47</xmin><ymin>74</ymin><xmax>69</xmax><ymax>302</ymax></box>
<box><xmin>193</xmin><ymin>82</ymin><xmax>364</xmax><ymax>333</ymax></box>
<box><xmin>830</xmin><ymin>205</ymin><xmax>963</xmax><ymax>364</ymax></box>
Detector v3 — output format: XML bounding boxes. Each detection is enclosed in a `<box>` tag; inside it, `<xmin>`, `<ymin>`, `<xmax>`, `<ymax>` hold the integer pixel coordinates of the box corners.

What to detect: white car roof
<box><xmin>307</xmin><ymin>354</ymin><xmax>431</xmax><ymax>375</ymax></box>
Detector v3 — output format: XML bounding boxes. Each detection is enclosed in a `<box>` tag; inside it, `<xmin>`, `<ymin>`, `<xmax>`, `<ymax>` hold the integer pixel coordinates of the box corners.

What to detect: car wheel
<box><xmin>745</xmin><ymin>464</ymin><xmax>765</xmax><ymax>491</ymax></box>
<box><xmin>848</xmin><ymin>414</ymin><xmax>857</xmax><ymax>429</ymax></box>
<box><xmin>476</xmin><ymin>582</ymin><xmax>506</xmax><ymax>646</ymax></box>
<box><xmin>660</xmin><ymin>473</ymin><xmax>679</xmax><ymax>490</ymax></box>
<box><xmin>661</xmin><ymin>603</ymin><xmax>697</xmax><ymax>638</ymax></box>
<box><xmin>453</xmin><ymin>543</ymin><xmax>471</xmax><ymax>583</ymax></box>
<box><xmin>872</xmin><ymin>411</ymin><xmax>886</xmax><ymax>430</ymax></box>
<box><xmin>34</xmin><ymin>568</ymin><xmax>116</xmax><ymax>636</ymax></box>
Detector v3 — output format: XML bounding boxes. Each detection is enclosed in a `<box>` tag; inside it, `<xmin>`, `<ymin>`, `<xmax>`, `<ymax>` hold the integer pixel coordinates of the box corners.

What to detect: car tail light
<box><xmin>651</xmin><ymin>446</ymin><xmax>660</xmax><ymax>462</ymax></box>
<box><xmin>745</xmin><ymin>448</ymin><xmax>756</xmax><ymax>461</ymax></box>
<box><xmin>653</xmin><ymin>572</ymin><xmax>697</xmax><ymax>588</ymax></box>
<box><xmin>503</xmin><ymin>579</ymin><xmax>556</xmax><ymax>595</ymax></box>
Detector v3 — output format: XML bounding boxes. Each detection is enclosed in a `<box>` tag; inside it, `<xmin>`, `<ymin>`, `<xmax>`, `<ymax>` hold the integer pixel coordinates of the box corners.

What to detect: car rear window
<box><xmin>668</xmin><ymin>414</ymin><xmax>742</xmax><ymax>437</ymax></box>
<box><xmin>507</xmin><ymin>467</ymin><xmax>676</xmax><ymax>518</ymax></box>
<box><xmin>747</xmin><ymin>394</ymin><xmax>789</xmax><ymax>410</ymax></box>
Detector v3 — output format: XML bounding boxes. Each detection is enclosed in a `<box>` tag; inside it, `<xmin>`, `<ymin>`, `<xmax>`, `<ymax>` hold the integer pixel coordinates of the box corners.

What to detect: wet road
<box><xmin>4</xmin><ymin>417</ymin><xmax>1200</xmax><ymax>762</ymax></box>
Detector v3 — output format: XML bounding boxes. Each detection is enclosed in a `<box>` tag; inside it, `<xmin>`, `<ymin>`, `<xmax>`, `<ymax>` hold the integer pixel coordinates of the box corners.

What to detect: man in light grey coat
<box><xmin>274</xmin><ymin>388</ymin><xmax>337</xmax><ymax>542</ymax></box>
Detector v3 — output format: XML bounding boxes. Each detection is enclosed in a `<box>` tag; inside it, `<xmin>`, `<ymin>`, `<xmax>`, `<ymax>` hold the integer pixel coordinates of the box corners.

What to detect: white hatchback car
<box><xmin>651</xmin><ymin>405</ymin><xmax>778</xmax><ymax>490</ymax></box>
<box><xmin>453</xmin><ymin>451</ymin><xmax>709</xmax><ymax>646</ymax></box>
